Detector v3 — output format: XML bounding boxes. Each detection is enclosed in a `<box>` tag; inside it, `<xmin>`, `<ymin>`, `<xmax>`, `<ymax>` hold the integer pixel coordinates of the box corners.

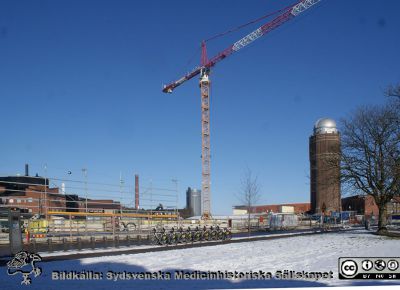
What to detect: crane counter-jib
<box><xmin>162</xmin><ymin>66</ymin><xmax>202</xmax><ymax>93</ymax></box>
<box><xmin>162</xmin><ymin>0</ymin><xmax>321</xmax><ymax>94</ymax></box>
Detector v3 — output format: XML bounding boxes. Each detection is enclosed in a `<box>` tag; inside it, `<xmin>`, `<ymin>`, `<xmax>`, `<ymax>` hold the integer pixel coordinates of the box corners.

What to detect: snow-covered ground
<box><xmin>35</xmin><ymin>229</ymin><xmax>316</xmax><ymax>257</ymax></box>
<box><xmin>1</xmin><ymin>229</ymin><xmax>399</xmax><ymax>289</ymax></box>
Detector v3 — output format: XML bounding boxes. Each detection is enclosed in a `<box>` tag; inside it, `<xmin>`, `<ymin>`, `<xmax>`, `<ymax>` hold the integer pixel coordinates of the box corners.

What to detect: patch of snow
<box><xmin>37</xmin><ymin>229</ymin><xmax>316</xmax><ymax>257</ymax></box>
<box><xmin>1</xmin><ymin>229</ymin><xmax>399</xmax><ymax>289</ymax></box>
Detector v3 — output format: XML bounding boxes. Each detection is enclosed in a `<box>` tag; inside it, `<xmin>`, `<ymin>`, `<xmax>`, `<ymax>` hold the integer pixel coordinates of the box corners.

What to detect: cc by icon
<box><xmin>341</xmin><ymin>260</ymin><xmax>358</xmax><ymax>277</ymax></box>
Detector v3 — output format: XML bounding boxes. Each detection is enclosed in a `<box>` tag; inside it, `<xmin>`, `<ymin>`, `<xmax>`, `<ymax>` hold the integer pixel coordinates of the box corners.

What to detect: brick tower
<box><xmin>309</xmin><ymin>118</ymin><xmax>341</xmax><ymax>214</ymax></box>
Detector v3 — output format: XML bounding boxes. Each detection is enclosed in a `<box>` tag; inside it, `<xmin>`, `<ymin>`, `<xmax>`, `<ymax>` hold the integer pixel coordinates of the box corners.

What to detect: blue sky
<box><xmin>1</xmin><ymin>0</ymin><xmax>399</xmax><ymax>214</ymax></box>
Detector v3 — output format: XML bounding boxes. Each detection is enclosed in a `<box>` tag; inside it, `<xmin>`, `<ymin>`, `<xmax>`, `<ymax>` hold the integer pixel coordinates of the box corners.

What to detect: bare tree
<box><xmin>238</xmin><ymin>168</ymin><xmax>261</xmax><ymax>236</ymax></box>
<box><xmin>334</xmin><ymin>102</ymin><xmax>400</xmax><ymax>234</ymax></box>
<box><xmin>385</xmin><ymin>83</ymin><xmax>400</xmax><ymax>99</ymax></box>
<box><xmin>385</xmin><ymin>83</ymin><xmax>400</xmax><ymax>114</ymax></box>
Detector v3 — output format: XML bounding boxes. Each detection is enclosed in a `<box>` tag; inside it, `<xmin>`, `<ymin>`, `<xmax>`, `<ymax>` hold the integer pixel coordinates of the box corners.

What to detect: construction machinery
<box><xmin>162</xmin><ymin>0</ymin><xmax>322</xmax><ymax>218</ymax></box>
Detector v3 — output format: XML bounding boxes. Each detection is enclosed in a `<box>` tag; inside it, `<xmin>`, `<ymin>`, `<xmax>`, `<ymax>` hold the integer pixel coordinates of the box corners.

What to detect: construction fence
<box><xmin>0</xmin><ymin>174</ymin><xmax>180</xmax><ymax>256</ymax></box>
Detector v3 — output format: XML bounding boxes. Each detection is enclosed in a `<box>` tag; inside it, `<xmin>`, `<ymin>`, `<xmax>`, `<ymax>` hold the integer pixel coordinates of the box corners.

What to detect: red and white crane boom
<box><xmin>162</xmin><ymin>0</ymin><xmax>322</xmax><ymax>218</ymax></box>
<box><xmin>162</xmin><ymin>0</ymin><xmax>321</xmax><ymax>94</ymax></box>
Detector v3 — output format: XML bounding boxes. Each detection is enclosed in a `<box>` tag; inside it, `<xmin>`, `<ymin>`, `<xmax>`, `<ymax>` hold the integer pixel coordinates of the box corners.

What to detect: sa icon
<box><xmin>387</xmin><ymin>260</ymin><xmax>399</xmax><ymax>271</ymax></box>
<box><xmin>341</xmin><ymin>260</ymin><xmax>358</xmax><ymax>277</ymax></box>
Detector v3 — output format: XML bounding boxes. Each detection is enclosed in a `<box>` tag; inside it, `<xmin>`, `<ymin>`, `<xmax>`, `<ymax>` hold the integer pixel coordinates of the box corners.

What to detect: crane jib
<box><xmin>162</xmin><ymin>0</ymin><xmax>322</xmax><ymax>93</ymax></box>
<box><xmin>232</xmin><ymin>28</ymin><xmax>263</xmax><ymax>52</ymax></box>
<box><xmin>291</xmin><ymin>0</ymin><xmax>321</xmax><ymax>16</ymax></box>
<box><xmin>231</xmin><ymin>0</ymin><xmax>320</xmax><ymax>53</ymax></box>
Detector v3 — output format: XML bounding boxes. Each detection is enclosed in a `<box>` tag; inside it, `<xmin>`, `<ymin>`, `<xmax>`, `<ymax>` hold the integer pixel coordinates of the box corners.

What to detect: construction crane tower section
<box><xmin>200</xmin><ymin>67</ymin><xmax>211</xmax><ymax>217</ymax></box>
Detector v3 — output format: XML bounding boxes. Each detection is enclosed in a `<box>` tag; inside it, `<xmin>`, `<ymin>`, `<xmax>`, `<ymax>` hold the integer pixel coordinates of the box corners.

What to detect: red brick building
<box><xmin>87</xmin><ymin>199</ymin><xmax>121</xmax><ymax>213</ymax></box>
<box><xmin>342</xmin><ymin>195</ymin><xmax>400</xmax><ymax>218</ymax></box>
<box><xmin>0</xmin><ymin>176</ymin><xmax>64</xmax><ymax>215</ymax></box>
<box><xmin>234</xmin><ymin>196</ymin><xmax>400</xmax><ymax>218</ymax></box>
<box><xmin>234</xmin><ymin>202</ymin><xmax>311</xmax><ymax>214</ymax></box>
<box><xmin>0</xmin><ymin>174</ymin><xmax>120</xmax><ymax>215</ymax></box>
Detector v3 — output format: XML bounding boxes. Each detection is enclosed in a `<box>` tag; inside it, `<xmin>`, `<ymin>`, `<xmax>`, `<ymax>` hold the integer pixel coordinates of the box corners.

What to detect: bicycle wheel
<box><xmin>194</xmin><ymin>232</ymin><xmax>201</xmax><ymax>242</ymax></box>
<box><xmin>224</xmin><ymin>230</ymin><xmax>232</xmax><ymax>240</ymax></box>
<box><xmin>171</xmin><ymin>233</ymin><xmax>178</xmax><ymax>244</ymax></box>
<box><xmin>161</xmin><ymin>234</ymin><xmax>168</xmax><ymax>245</ymax></box>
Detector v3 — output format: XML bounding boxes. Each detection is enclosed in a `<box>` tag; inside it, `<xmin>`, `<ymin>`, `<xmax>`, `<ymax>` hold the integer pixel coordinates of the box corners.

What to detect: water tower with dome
<box><xmin>309</xmin><ymin>118</ymin><xmax>341</xmax><ymax>214</ymax></box>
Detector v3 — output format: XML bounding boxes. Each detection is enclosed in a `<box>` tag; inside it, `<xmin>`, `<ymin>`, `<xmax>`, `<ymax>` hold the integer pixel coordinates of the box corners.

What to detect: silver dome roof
<box><xmin>314</xmin><ymin>118</ymin><xmax>338</xmax><ymax>134</ymax></box>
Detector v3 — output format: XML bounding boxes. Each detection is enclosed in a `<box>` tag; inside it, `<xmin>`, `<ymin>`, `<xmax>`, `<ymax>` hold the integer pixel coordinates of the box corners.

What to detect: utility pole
<box><xmin>44</xmin><ymin>163</ymin><xmax>47</xmax><ymax>219</ymax></box>
<box><xmin>82</xmin><ymin>168</ymin><xmax>88</xmax><ymax>213</ymax></box>
<box><xmin>135</xmin><ymin>174</ymin><xmax>139</xmax><ymax>211</ymax></box>
<box><xmin>150</xmin><ymin>179</ymin><xmax>153</xmax><ymax>228</ymax></box>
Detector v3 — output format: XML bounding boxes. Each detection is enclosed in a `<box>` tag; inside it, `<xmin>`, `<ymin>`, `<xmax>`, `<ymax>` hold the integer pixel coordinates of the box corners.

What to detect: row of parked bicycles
<box><xmin>151</xmin><ymin>225</ymin><xmax>232</xmax><ymax>245</ymax></box>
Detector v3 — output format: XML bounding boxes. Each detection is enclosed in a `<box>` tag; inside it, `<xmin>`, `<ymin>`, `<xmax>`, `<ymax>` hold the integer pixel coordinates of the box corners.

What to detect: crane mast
<box><xmin>200</xmin><ymin>67</ymin><xmax>211</xmax><ymax>217</ymax></box>
<box><xmin>163</xmin><ymin>0</ymin><xmax>322</xmax><ymax>218</ymax></box>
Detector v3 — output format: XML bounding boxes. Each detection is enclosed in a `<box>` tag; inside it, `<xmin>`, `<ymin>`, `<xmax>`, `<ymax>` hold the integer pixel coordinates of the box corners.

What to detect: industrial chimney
<box><xmin>25</xmin><ymin>164</ymin><xmax>29</xmax><ymax>176</ymax></box>
<box><xmin>135</xmin><ymin>174</ymin><xmax>139</xmax><ymax>210</ymax></box>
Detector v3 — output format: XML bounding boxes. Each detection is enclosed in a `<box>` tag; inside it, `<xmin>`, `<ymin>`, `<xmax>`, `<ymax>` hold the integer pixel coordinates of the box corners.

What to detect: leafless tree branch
<box><xmin>237</xmin><ymin>167</ymin><xmax>261</xmax><ymax>236</ymax></box>
<box><xmin>326</xmin><ymin>97</ymin><xmax>400</xmax><ymax>233</ymax></box>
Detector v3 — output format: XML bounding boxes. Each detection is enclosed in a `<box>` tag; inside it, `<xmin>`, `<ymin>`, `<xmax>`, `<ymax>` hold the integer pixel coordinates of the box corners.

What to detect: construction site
<box><xmin>0</xmin><ymin>0</ymin><xmax>399</xmax><ymax>254</ymax></box>
<box><xmin>2</xmin><ymin>158</ymin><xmax>393</xmax><ymax>257</ymax></box>
<box><xmin>0</xmin><ymin>0</ymin><xmax>334</xmax><ymax>256</ymax></box>
<box><xmin>0</xmin><ymin>0</ymin><xmax>400</xmax><ymax>289</ymax></box>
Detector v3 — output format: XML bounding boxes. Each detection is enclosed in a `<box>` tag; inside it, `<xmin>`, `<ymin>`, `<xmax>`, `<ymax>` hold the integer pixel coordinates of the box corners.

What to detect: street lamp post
<box><xmin>44</xmin><ymin>163</ymin><xmax>48</xmax><ymax>219</ymax></box>
<box><xmin>82</xmin><ymin>168</ymin><xmax>88</xmax><ymax>235</ymax></box>
<box><xmin>119</xmin><ymin>172</ymin><xmax>124</xmax><ymax>215</ymax></box>
<box><xmin>171</xmin><ymin>179</ymin><xmax>179</xmax><ymax>227</ymax></box>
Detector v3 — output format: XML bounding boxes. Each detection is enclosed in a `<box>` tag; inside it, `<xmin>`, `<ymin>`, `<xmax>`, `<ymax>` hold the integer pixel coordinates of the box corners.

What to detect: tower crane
<box><xmin>163</xmin><ymin>0</ymin><xmax>322</xmax><ymax>218</ymax></box>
